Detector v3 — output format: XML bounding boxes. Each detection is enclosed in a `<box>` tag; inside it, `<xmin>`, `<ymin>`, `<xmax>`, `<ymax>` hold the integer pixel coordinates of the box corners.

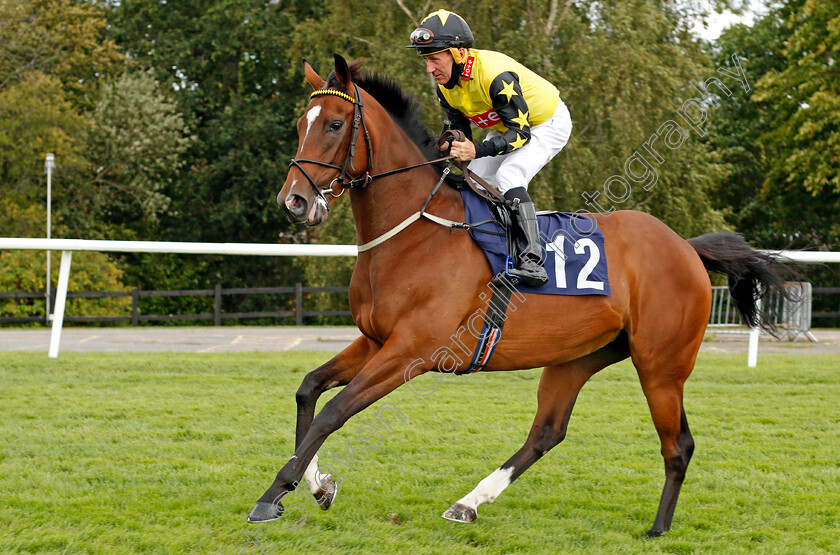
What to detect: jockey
<box><xmin>407</xmin><ymin>9</ymin><xmax>572</xmax><ymax>288</ymax></box>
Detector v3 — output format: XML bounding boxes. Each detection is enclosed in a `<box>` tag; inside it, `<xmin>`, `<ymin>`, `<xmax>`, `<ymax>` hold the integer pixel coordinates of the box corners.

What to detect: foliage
<box><xmin>705</xmin><ymin>9</ymin><xmax>792</xmax><ymax>247</ymax></box>
<box><xmin>0</xmin><ymin>0</ymin><xmax>124</xmax><ymax>108</ymax></box>
<box><xmin>0</xmin><ymin>202</ymin><xmax>129</xmax><ymax>323</ymax></box>
<box><xmin>0</xmin><ymin>70</ymin><xmax>87</xmax><ymax>209</ymax></box>
<box><xmin>707</xmin><ymin>0</ymin><xmax>840</xmax><ymax>251</ymax></box>
<box><xmin>752</xmin><ymin>0</ymin><xmax>840</xmax><ymax>249</ymax></box>
<box><xmin>83</xmin><ymin>69</ymin><xmax>195</xmax><ymax>238</ymax></box>
<box><xmin>755</xmin><ymin>0</ymin><xmax>840</xmax><ymax>196</ymax></box>
<box><xmin>543</xmin><ymin>0</ymin><xmax>730</xmax><ymax>236</ymax></box>
<box><xmin>0</xmin><ymin>198</ymin><xmax>47</xmax><ymax>237</ymax></box>
<box><xmin>0</xmin><ymin>250</ymin><xmax>130</xmax><ymax>320</ymax></box>
<box><xmin>107</xmin><ymin>0</ymin><xmax>319</xmax><ymax>289</ymax></box>
<box><xmin>0</xmin><ymin>351</ymin><xmax>838</xmax><ymax>553</ymax></box>
<box><xmin>704</xmin><ymin>0</ymin><xmax>839</xmax><ymax>319</ymax></box>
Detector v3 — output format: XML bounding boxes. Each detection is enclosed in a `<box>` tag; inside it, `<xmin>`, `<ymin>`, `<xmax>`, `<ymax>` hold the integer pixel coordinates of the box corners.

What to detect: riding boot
<box><xmin>508</xmin><ymin>201</ymin><xmax>549</xmax><ymax>287</ymax></box>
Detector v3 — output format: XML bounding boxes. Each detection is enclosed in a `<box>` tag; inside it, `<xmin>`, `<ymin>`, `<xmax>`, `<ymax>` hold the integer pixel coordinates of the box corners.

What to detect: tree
<box><xmin>83</xmin><ymin>70</ymin><xmax>194</xmax><ymax>239</ymax></box>
<box><xmin>705</xmin><ymin>7</ymin><xmax>793</xmax><ymax>246</ymax></box>
<box><xmin>107</xmin><ymin>0</ymin><xmax>324</xmax><ymax>298</ymax></box>
<box><xmin>0</xmin><ymin>70</ymin><xmax>87</xmax><ymax>212</ymax></box>
<box><xmin>753</xmin><ymin>0</ymin><xmax>840</xmax><ymax>249</ymax></box>
<box><xmin>0</xmin><ymin>0</ymin><xmax>124</xmax><ymax>109</ymax></box>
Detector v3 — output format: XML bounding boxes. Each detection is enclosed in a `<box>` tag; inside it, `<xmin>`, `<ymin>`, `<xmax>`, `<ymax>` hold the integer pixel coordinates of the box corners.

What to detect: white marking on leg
<box><xmin>457</xmin><ymin>467</ymin><xmax>514</xmax><ymax>511</ymax></box>
<box><xmin>303</xmin><ymin>454</ymin><xmax>323</xmax><ymax>494</ymax></box>
<box><xmin>300</xmin><ymin>105</ymin><xmax>322</xmax><ymax>150</ymax></box>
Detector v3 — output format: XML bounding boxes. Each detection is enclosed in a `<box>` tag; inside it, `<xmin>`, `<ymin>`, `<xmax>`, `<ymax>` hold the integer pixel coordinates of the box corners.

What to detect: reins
<box><xmin>290</xmin><ymin>83</ymin><xmax>508</xmax><ymax>252</ymax></box>
<box><xmin>291</xmin><ymin>84</ymin><xmax>452</xmax><ymax>199</ymax></box>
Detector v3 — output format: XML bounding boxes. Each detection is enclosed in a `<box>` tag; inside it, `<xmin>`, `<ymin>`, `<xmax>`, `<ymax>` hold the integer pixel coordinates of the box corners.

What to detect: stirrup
<box><xmin>508</xmin><ymin>264</ymin><xmax>548</xmax><ymax>287</ymax></box>
<box><xmin>504</xmin><ymin>255</ymin><xmax>522</xmax><ymax>285</ymax></box>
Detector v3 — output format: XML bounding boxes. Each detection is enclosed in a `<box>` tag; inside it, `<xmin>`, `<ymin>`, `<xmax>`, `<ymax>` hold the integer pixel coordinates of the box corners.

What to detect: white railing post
<box><xmin>48</xmin><ymin>251</ymin><xmax>72</xmax><ymax>358</ymax></box>
<box><xmin>747</xmin><ymin>298</ymin><xmax>761</xmax><ymax>368</ymax></box>
<box><xmin>747</xmin><ymin>327</ymin><xmax>759</xmax><ymax>368</ymax></box>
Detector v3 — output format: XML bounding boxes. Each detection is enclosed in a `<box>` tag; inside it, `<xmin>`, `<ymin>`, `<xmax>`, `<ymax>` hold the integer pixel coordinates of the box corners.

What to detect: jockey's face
<box><xmin>423</xmin><ymin>50</ymin><xmax>456</xmax><ymax>85</ymax></box>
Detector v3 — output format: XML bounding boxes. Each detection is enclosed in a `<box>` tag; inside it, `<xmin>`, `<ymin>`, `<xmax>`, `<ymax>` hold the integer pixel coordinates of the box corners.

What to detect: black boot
<box><xmin>508</xmin><ymin>201</ymin><xmax>549</xmax><ymax>287</ymax></box>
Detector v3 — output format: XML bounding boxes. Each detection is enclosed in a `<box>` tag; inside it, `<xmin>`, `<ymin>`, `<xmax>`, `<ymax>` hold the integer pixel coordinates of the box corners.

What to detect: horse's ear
<box><xmin>333</xmin><ymin>53</ymin><xmax>352</xmax><ymax>91</ymax></box>
<box><xmin>303</xmin><ymin>58</ymin><xmax>325</xmax><ymax>90</ymax></box>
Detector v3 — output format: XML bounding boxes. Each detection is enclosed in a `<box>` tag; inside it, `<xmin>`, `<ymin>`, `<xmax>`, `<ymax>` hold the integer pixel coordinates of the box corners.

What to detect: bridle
<box><xmin>288</xmin><ymin>84</ymin><xmax>373</xmax><ymax>215</ymax></box>
<box><xmin>288</xmin><ymin>83</ymin><xmax>453</xmax><ymax>214</ymax></box>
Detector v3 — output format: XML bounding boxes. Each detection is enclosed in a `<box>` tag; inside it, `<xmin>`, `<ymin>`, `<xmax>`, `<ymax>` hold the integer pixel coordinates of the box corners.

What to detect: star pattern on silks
<box><xmin>498</xmin><ymin>79</ymin><xmax>518</xmax><ymax>101</ymax></box>
<box><xmin>423</xmin><ymin>9</ymin><xmax>451</xmax><ymax>27</ymax></box>
<box><xmin>511</xmin><ymin>109</ymin><xmax>529</xmax><ymax>129</ymax></box>
<box><xmin>510</xmin><ymin>133</ymin><xmax>528</xmax><ymax>150</ymax></box>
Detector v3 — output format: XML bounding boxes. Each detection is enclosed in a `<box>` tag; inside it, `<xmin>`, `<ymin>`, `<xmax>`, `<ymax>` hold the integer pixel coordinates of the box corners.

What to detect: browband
<box><xmin>310</xmin><ymin>89</ymin><xmax>355</xmax><ymax>104</ymax></box>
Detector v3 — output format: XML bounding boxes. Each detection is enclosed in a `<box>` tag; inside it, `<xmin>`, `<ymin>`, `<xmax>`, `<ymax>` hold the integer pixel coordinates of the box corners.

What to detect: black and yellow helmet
<box><xmin>406</xmin><ymin>10</ymin><xmax>473</xmax><ymax>58</ymax></box>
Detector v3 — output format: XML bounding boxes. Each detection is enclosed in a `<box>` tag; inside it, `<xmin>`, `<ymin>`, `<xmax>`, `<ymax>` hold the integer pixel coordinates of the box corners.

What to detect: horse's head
<box><xmin>279</xmin><ymin>54</ymin><xmax>372</xmax><ymax>226</ymax></box>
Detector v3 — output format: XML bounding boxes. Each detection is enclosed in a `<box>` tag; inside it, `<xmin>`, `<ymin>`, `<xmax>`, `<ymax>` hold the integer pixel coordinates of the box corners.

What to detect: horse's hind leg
<box><xmin>443</xmin><ymin>334</ymin><xmax>630</xmax><ymax>523</ymax></box>
<box><xmin>295</xmin><ymin>336</ymin><xmax>379</xmax><ymax>509</ymax></box>
<box><xmin>641</xmin><ymin>376</ymin><xmax>695</xmax><ymax>537</ymax></box>
<box><xmin>633</xmin><ymin>347</ymin><xmax>697</xmax><ymax>537</ymax></box>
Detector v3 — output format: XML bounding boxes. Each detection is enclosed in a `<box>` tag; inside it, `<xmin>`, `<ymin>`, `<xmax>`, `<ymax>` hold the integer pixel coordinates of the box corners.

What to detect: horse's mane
<box><xmin>326</xmin><ymin>62</ymin><xmax>442</xmax><ymax>164</ymax></box>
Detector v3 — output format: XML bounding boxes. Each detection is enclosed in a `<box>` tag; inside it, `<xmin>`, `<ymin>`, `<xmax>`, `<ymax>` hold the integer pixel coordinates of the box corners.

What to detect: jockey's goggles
<box><xmin>409</xmin><ymin>28</ymin><xmax>436</xmax><ymax>45</ymax></box>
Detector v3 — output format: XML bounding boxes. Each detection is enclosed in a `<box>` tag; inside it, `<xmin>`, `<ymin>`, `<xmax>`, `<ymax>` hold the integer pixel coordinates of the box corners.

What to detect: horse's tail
<box><xmin>687</xmin><ymin>232</ymin><xmax>792</xmax><ymax>332</ymax></box>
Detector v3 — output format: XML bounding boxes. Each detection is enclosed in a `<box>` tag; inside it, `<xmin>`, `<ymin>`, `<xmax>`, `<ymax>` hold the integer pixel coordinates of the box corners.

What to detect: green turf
<box><xmin>1</xmin><ymin>351</ymin><xmax>838</xmax><ymax>554</ymax></box>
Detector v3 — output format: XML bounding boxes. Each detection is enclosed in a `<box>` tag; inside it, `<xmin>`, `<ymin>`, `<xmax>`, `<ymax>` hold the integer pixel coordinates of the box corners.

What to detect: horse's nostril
<box><xmin>284</xmin><ymin>193</ymin><xmax>308</xmax><ymax>218</ymax></box>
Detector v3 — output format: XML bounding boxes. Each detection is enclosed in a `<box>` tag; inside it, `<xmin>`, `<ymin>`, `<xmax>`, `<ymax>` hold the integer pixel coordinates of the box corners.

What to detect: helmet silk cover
<box><xmin>407</xmin><ymin>9</ymin><xmax>474</xmax><ymax>60</ymax></box>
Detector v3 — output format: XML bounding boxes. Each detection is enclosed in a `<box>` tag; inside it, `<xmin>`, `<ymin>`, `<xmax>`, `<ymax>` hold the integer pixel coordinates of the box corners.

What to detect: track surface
<box><xmin>0</xmin><ymin>327</ymin><xmax>838</xmax><ymax>354</ymax></box>
<box><xmin>0</xmin><ymin>327</ymin><xmax>361</xmax><ymax>353</ymax></box>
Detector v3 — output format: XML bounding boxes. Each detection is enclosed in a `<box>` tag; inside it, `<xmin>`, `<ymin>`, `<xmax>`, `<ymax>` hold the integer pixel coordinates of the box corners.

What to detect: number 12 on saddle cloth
<box><xmin>460</xmin><ymin>188</ymin><xmax>611</xmax><ymax>296</ymax></box>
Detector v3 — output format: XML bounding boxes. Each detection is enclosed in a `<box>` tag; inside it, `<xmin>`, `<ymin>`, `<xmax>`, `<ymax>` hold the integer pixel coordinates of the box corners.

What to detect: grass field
<box><xmin>1</xmin><ymin>351</ymin><xmax>838</xmax><ymax>554</ymax></box>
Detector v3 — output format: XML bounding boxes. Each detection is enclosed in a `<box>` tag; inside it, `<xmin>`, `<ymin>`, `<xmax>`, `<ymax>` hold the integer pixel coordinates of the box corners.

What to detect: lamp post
<box><xmin>45</xmin><ymin>153</ymin><xmax>55</xmax><ymax>323</ymax></box>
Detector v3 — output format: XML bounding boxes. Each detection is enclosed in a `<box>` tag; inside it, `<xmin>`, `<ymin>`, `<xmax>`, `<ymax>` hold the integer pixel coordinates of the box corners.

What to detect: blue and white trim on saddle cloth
<box><xmin>460</xmin><ymin>189</ymin><xmax>611</xmax><ymax>297</ymax></box>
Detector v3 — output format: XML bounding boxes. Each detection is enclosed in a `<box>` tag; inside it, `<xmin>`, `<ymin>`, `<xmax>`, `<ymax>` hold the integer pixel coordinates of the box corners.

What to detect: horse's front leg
<box><xmin>249</xmin><ymin>339</ymin><xmax>426</xmax><ymax>523</ymax></box>
<box><xmin>294</xmin><ymin>336</ymin><xmax>379</xmax><ymax>509</ymax></box>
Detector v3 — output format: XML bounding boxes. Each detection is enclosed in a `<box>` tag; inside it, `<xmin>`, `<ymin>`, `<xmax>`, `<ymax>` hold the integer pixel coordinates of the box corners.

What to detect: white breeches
<box><xmin>468</xmin><ymin>100</ymin><xmax>572</xmax><ymax>194</ymax></box>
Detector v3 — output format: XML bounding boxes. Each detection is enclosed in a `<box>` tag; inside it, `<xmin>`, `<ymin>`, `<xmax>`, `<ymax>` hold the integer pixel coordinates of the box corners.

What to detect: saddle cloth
<box><xmin>460</xmin><ymin>188</ymin><xmax>611</xmax><ymax>296</ymax></box>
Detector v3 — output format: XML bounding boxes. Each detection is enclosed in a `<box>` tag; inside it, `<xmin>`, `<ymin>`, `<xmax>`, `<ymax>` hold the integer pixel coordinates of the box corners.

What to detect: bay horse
<box><xmin>248</xmin><ymin>54</ymin><xmax>787</xmax><ymax>537</ymax></box>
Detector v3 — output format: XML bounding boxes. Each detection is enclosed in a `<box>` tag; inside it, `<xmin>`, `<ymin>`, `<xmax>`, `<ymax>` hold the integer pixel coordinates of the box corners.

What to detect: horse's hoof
<box><xmin>645</xmin><ymin>528</ymin><xmax>665</xmax><ymax>538</ymax></box>
<box><xmin>314</xmin><ymin>475</ymin><xmax>338</xmax><ymax>511</ymax></box>
<box><xmin>442</xmin><ymin>503</ymin><xmax>477</xmax><ymax>523</ymax></box>
<box><xmin>247</xmin><ymin>501</ymin><xmax>283</xmax><ymax>523</ymax></box>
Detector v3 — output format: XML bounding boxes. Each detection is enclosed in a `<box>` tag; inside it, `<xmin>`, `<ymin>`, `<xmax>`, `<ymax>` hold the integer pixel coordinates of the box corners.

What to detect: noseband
<box><xmin>288</xmin><ymin>84</ymin><xmax>374</xmax><ymax>213</ymax></box>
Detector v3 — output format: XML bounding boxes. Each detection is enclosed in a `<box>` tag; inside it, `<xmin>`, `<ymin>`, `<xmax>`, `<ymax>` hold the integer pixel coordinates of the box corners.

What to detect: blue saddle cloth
<box><xmin>460</xmin><ymin>189</ymin><xmax>611</xmax><ymax>296</ymax></box>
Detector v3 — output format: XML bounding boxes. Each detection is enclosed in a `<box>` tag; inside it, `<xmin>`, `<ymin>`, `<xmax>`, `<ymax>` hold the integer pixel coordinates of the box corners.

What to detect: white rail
<box><xmin>0</xmin><ymin>238</ymin><xmax>357</xmax><ymax>257</ymax></box>
<box><xmin>0</xmin><ymin>238</ymin><xmax>836</xmax><ymax>363</ymax></box>
<box><xmin>768</xmin><ymin>250</ymin><xmax>840</xmax><ymax>263</ymax></box>
<box><xmin>0</xmin><ymin>238</ymin><xmax>357</xmax><ymax>357</ymax></box>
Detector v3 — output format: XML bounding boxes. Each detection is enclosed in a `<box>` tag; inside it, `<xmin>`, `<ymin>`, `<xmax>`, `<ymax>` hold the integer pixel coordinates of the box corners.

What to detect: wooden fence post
<box><xmin>295</xmin><ymin>282</ymin><xmax>303</xmax><ymax>326</ymax></box>
<box><xmin>214</xmin><ymin>283</ymin><xmax>222</xmax><ymax>326</ymax></box>
<box><xmin>131</xmin><ymin>287</ymin><xmax>139</xmax><ymax>327</ymax></box>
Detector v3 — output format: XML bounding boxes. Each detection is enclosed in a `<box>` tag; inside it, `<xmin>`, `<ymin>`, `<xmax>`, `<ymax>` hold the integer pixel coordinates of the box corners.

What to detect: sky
<box><xmin>692</xmin><ymin>0</ymin><xmax>776</xmax><ymax>40</ymax></box>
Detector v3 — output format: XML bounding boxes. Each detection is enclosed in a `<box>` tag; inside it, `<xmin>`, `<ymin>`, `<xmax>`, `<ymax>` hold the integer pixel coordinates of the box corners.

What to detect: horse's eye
<box><xmin>330</xmin><ymin>121</ymin><xmax>343</xmax><ymax>131</ymax></box>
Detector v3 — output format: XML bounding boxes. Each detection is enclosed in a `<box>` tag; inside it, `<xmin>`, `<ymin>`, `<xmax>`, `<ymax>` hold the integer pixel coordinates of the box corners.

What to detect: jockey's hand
<box><xmin>449</xmin><ymin>139</ymin><xmax>476</xmax><ymax>162</ymax></box>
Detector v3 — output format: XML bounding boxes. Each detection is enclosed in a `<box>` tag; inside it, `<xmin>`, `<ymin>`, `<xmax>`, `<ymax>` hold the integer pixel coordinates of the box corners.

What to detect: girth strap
<box><xmin>458</xmin><ymin>272</ymin><xmax>518</xmax><ymax>374</ymax></box>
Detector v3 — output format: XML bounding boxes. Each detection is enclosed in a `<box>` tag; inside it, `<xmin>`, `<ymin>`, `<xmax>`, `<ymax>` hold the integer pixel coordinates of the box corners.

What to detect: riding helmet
<box><xmin>406</xmin><ymin>10</ymin><xmax>474</xmax><ymax>56</ymax></box>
